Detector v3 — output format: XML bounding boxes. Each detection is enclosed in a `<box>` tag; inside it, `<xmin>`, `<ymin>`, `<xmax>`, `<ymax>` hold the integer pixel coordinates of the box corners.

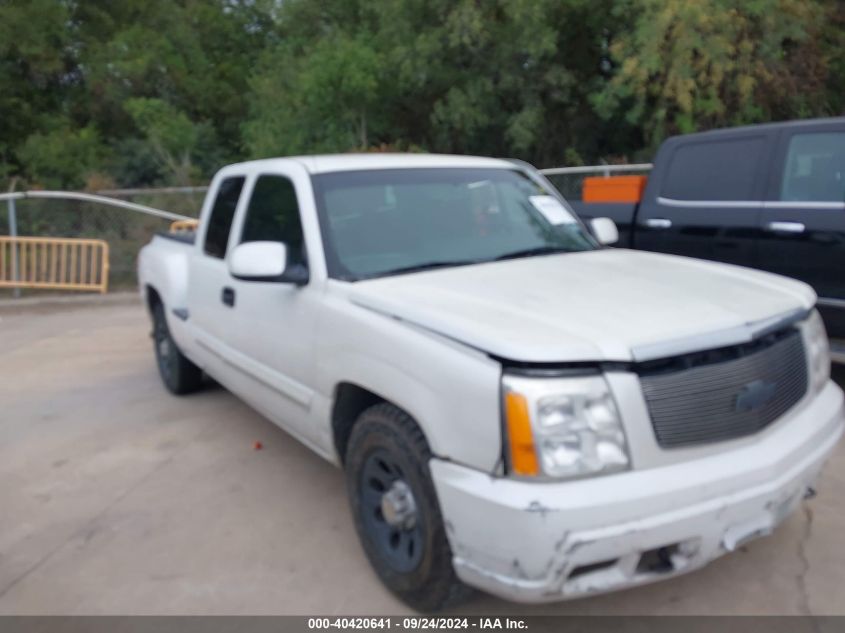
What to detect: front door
<box><xmin>223</xmin><ymin>168</ymin><xmax>321</xmax><ymax>444</ymax></box>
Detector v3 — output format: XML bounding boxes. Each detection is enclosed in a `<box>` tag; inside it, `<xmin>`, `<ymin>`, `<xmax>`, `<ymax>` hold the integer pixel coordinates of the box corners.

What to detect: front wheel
<box><xmin>152</xmin><ymin>301</ymin><xmax>203</xmax><ymax>395</ymax></box>
<box><xmin>345</xmin><ymin>403</ymin><xmax>470</xmax><ymax>611</ymax></box>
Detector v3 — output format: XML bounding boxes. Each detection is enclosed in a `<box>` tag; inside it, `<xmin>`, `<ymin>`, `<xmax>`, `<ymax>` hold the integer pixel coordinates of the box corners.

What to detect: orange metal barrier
<box><xmin>0</xmin><ymin>236</ymin><xmax>110</xmax><ymax>294</ymax></box>
<box><xmin>582</xmin><ymin>175</ymin><xmax>649</xmax><ymax>203</ymax></box>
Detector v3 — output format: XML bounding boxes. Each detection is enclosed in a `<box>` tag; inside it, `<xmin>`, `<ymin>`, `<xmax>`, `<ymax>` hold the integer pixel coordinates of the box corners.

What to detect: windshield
<box><xmin>312</xmin><ymin>168</ymin><xmax>597</xmax><ymax>280</ymax></box>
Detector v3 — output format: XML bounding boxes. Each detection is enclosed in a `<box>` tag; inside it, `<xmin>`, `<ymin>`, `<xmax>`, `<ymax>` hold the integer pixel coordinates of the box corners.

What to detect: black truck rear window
<box><xmin>662</xmin><ymin>136</ymin><xmax>765</xmax><ymax>201</ymax></box>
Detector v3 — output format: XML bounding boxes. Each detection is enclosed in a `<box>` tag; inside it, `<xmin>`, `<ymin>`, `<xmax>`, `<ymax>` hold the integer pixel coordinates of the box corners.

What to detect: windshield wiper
<box><xmin>494</xmin><ymin>246</ymin><xmax>572</xmax><ymax>261</ymax></box>
<box><xmin>364</xmin><ymin>259</ymin><xmax>481</xmax><ymax>279</ymax></box>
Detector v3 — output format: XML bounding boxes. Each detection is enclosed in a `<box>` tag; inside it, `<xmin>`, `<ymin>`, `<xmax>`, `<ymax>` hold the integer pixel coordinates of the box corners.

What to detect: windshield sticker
<box><xmin>529</xmin><ymin>195</ymin><xmax>577</xmax><ymax>225</ymax></box>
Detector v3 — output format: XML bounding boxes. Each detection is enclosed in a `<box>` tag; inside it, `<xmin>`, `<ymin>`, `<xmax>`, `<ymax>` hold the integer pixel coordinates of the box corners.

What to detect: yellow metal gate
<box><xmin>0</xmin><ymin>236</ymin><xmax>110</xmax><ymax>294</ymax></box>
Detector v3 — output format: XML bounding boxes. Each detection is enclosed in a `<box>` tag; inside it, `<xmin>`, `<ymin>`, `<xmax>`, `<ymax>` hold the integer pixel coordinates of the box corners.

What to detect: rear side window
<box><xmin>204</xmin><ymin>176</ymin><xmax>245</xmax><ymax>258</ymax></box>
<box><xmin>662</xmin><ymin>137</ymin><xmax>765</xmax><ymax>201</ymax></box>
<box><xmin>780</xmin><ymin>132</ymin><xmax>845</xmax><ymax>202</ymax></box>
<box><xmin>240</xmin><ymin>175</ymin><xmax>306</xmax><ymax>266</ymax></box>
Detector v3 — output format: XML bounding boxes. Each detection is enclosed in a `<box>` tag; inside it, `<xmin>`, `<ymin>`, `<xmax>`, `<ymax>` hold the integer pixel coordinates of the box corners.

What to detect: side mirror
<box><xmin>589</xmin><ymin>217</ymin><xmax>619</xmax><ymax>245</ymax></box>
<box><xmin>228</xmin><ymin>241</ymin><xmax>309</xmax><ymax>285</ymax></box>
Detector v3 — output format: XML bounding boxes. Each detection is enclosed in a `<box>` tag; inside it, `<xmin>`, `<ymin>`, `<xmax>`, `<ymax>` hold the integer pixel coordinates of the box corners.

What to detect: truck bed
<box><xmin>156</xmin><ymin>231</ymin><xmax>196</xmax><ymax>245</ymax></box>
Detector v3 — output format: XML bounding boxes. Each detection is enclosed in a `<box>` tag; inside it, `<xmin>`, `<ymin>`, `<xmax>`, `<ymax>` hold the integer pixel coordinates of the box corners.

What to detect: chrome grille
<box><xmin>639</xmin><ymin>328</ymin><xmax>808</xmax><ymax>448</ymax></box>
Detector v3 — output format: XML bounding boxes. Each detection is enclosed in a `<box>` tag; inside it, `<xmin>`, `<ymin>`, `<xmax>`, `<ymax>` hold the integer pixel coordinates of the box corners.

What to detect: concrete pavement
<box><xmin>0</xmin><ymin>299</ymin><xmax>843</xmax><ymax>614</ymax></box>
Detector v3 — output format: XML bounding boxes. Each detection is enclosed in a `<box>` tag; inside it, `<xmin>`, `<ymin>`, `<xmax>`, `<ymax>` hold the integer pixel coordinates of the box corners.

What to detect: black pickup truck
<box><xmin>568</xmin><ymin>117</ymin><xmax>845</xmax><ymax>359</ymax></box>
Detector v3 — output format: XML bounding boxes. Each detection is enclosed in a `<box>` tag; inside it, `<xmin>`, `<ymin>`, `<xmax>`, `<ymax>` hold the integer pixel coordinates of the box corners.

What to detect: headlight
<box><xmin>502</xmin><ymin>372</ymin><xmax>630</xmax><ymax>479</ymax></box>
<box><xmin>805</xmin><ymin>309</ymin><xmax>830</xmax><ymax>393</ymax></box>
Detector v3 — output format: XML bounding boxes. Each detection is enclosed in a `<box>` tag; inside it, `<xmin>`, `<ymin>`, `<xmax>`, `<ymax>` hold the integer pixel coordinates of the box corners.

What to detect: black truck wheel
<box><xmin>152</xmin><ymin>301</ymin><xmax>203</xmax><ymax>395</ymax></box>
<box><xmin>345</xmin><ymin>403</ymin><xmax>470</xmax><ymax>612</ymax></box>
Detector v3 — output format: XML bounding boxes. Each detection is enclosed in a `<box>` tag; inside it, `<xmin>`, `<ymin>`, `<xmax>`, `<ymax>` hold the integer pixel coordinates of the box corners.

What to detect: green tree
<box><xmin>124</xmin><ymin>97</ymin><xmax>214</xmax><ymax>185</ymax></box>
<box><xmin>245</xmin><ymin>34</ymin><xmax>382</xmax><ymax>156</ymax></box>
<box><xmin>594</xmin><ymin>0</ymin><xmax>833</xmax><ymax>151</ymax></box>
<box><xmin>2</xmin><ymin>0</ymin><xmax>845</xmax><ymax>189</ymax></box>
<box><xmin>18</xmin><ymin>124</ymin><xmax>105</xmax><ymax>189</ymax></box>
<box><xmin>0</xmin><ymin>0</ymin><xmax>76</xmax><ymax>181</ymax></box>
<box><xmin>244</xmin><ymin>0</ymin><xmax>614</xmax><ymax>165</ymax></box>
<box><xmin>1</xmin><ymin>0</ymin><xmax>276</xmax><ymax>187</ymax></box>
<box><xmin>77</xmin><ymin>1</ymin><xmax>275</xmax><ymax>163</ymax></box>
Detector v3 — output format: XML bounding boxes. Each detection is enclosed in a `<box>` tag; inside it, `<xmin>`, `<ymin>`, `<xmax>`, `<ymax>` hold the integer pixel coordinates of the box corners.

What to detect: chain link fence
<box><xmin>540</xmin><ymin>164</ymin><xmax>653</xmax><ymax>201</ymax></box>
<box><xmin>0</xmin><ymin>165</ymin><xmax>652</xmax><ymax>298</ymax></box>
<box><xmin>0</xmin><ymin>188</ymin><xmax>204</xmax><ymax>296</ymax></box>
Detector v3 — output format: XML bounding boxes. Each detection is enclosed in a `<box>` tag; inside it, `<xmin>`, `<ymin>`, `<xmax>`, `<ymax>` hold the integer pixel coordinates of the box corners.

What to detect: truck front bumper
<box><xmin>430</xmin><ymin>381</ymin><xmax>844</xmax><ymax>603</ymax></box>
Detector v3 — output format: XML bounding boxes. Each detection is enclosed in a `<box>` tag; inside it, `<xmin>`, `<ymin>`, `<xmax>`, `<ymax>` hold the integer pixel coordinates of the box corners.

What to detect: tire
<box><xmin>151</xmin><ymin>301</ymin><xmax>203</xmax><ymax>395</ymax></box>
<box><xmin>345</xmin><ymin>403</ymin><xmax>471</xmax><ymax>612</ymax></box>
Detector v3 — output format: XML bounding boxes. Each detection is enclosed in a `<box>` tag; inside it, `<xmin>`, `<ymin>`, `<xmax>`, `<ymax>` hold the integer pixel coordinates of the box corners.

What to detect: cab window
<box><xmin>204</xmin><ymin>176</ymin><xmax>245</xmax><ymax>258</ymax></box>
<box><xmin>240</xmin><ymin>175</ymin><xmax>307</xmax><ymax>266</ymax></box>
<box><xmin>662</xmin><ymin>137</ymin><xmax>765</xmax><ymax>201</ymax></box>
<box><xmin>780</xmin><ymin>132</ymin><xmax>845</xmax><ymax>202</ymax></box>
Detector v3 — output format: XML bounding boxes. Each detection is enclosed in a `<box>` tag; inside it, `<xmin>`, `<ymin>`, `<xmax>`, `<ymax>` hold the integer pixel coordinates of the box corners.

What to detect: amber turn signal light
<box><xmin>504</xmin><ymin>391</ymin><xmax>539</xmax><ymax>476</ymax></box>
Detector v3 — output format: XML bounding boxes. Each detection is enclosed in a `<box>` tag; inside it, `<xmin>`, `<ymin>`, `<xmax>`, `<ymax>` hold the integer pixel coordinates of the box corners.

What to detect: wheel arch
<box><xmin>331</xmin><ymin>382</ymin><xmax>432</xmax><ymax>465</ymax></box>
<box><xmin>145</xmin><ymin>284</ymin><xmax>163</xmax><ymax>314</ymax></box>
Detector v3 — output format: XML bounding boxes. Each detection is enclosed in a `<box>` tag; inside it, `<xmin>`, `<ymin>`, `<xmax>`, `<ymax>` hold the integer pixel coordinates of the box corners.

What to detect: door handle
<box><xmin>645</xmin><ymin>218</ymin><xmax>672</xmax><ymax>229</ymax></box>
<box><xmin>221</xmin><ymin>286</ymin><xmax>236</xmax><ymax>307</ymax></box>
<box><xmin>765</xmin><ymin>221</ymin><xmax>805</xmax><ymax>234</ymax></box>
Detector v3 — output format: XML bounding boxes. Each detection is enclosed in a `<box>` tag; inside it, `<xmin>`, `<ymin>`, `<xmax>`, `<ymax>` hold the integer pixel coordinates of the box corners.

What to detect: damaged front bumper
<box><xmin>430</xmin><ymin>381</ymin><xmax>844</xmax><ymax>603</ymax></box>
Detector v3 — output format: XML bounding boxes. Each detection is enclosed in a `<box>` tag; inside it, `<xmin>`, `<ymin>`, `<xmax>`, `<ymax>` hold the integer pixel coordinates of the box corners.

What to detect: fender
<box><xmin>314</xmin><ymin>295</ymin><xmax>504</xmax><ymax>473</ymax></box>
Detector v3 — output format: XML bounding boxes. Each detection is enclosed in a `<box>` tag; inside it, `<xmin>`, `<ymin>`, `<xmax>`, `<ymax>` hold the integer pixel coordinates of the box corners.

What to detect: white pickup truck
<box><xmin>138</xmin><ymin>154</ymin><xmax>844</xmax><ymax>611</ymax></box>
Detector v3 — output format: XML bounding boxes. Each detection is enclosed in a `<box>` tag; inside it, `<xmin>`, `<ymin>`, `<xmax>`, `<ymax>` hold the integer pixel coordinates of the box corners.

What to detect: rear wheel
<box><xmin>152</xmin><ymin>301</ymin><xmax>203</xmax><ymax>395</ymax></box>
<box><xmin>345</xmin><ymin>403</ymin><xmax>470</xmax><ymax>611</ymax></box>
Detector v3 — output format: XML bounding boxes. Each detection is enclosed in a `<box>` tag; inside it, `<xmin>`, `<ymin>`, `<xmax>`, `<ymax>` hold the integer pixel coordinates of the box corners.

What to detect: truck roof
<box><xmin>222</xmin><ymin>153</ymin><xmax>516</xmax><ymax>175</ymax></box>
<box><xmin>666</xmin><ymin>116</ymin><xmax>845</xmax><ymax>143</ymax></box>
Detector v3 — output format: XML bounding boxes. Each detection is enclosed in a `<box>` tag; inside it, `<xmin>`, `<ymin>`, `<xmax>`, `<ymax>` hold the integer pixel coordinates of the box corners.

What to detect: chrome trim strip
<box><xmin>631</xmin><ymin>307</ymin><xmax>811</xmax><ymax>362</ymax></box>
<box><xmin>540</xmin><ymin>163</ymin><xmax>653</xmax><ymax>176</ymax></box>
<box><xmin>765</xmin><ymin>221</ymin><xmax>805</xmax><ymax>234</ymax></box>
<box><xmin>764</xmin><ymin>201</ymin><xmax>845</xmax><ymax>210</ymax></box>
<box><xmin>657</xmin><ymin>197</ymin><xmax>761</xmax><ymax>209</ymax></box>
<box><xmin>657</xmin><ymin>196</ymin><xmax>845</xmax><ymax>210</ymax></box>
<box><xmin>817</xmin><ymin>298</ymin><xmax>845</xmax><ymax>310</ymax></box>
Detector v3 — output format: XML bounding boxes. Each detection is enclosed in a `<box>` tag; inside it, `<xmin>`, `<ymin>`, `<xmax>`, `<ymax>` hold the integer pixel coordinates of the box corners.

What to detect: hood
<box><xmin>347</xmin><ymin>249</ymin><xmax>816</xmax><ymax>363</ymax></box>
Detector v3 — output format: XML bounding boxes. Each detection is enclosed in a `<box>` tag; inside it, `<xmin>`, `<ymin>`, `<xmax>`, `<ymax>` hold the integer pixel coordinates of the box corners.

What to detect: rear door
<box><xmin>635</xmin><ymin>133</ymin><xmax>772</xmax><ymax>269</ymax></box>
<box><xmin>758</xmin><ymin>122</ymin><xmax>845</xmax><ymax>338</ymax></box>
<box><xmin>186</xmin><ymin>173</ymin><xmax>247</xmax><ymax>374</ymax></box>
